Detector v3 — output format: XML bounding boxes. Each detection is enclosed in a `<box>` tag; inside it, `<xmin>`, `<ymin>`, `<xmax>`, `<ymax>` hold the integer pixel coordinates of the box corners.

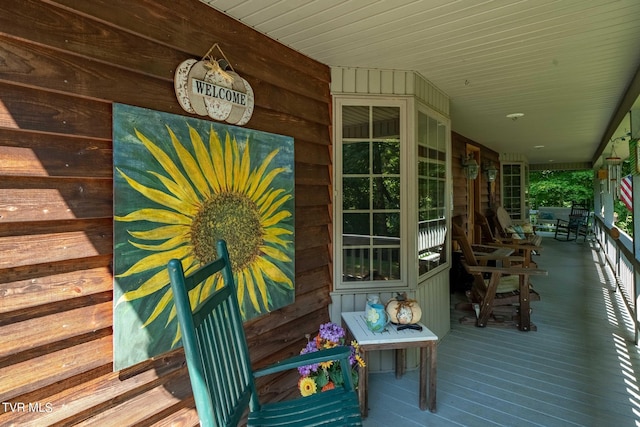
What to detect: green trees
<box><xmin>529</xmin><ymin>170</ymin><xmax>594</xmax><ymax>208</ymax></box>
<box><xmin>529</xmin><ymin>167</ymin><xmax>633</xmax><ymax>236</ymax></box>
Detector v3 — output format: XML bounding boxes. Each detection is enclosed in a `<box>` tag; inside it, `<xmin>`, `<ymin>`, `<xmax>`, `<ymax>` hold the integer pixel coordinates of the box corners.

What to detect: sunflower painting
<box><xmin>112</xmin><ymin>104</ymin><xmax>294</xmax><ymax>370</ymax></box>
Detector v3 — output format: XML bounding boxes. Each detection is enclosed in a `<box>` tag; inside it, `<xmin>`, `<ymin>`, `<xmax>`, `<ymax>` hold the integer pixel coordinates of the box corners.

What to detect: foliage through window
<box><xmin>341</xmin><ymin>105</ymin><xmax>401</xmax><ymax>283</ymax></box>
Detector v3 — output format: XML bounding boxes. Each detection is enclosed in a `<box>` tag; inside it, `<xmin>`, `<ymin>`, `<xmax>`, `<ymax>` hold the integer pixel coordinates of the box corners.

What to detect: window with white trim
<box><xmin>336</xmin><ymin>100</ymin><xmax>405</xmax><ymax>289</ymax></box>
<box><xmin>417</xmin><ymin>110</ymin><xmax>448</xmax><ymax>277</ymax></box>
<box><xmin>335</xmin><ymin>97</ymin><xmax>449</xmax><ymax>290</ymax></box>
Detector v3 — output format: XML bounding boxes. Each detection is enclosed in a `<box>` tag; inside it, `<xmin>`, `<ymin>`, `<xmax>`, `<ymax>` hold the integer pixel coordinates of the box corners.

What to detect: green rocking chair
<box><xmin>168</xmin><ymin>240</ymin><xmax>362</xmax><ymax>427</ymax></box>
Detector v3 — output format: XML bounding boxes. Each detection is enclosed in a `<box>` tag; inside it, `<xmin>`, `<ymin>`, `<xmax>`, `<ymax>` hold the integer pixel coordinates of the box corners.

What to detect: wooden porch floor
<box><xmin>362</xmin><ymin>236</ymin><xmax>640</xmax><ymax>426</ymax></box>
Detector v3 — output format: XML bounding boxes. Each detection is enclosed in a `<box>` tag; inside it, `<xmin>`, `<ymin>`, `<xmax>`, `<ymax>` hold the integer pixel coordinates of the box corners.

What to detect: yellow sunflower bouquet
<box><xmin>297</xmin><ymin>322</ymin><xmax>365</xmax><ymax>396</ymax></box>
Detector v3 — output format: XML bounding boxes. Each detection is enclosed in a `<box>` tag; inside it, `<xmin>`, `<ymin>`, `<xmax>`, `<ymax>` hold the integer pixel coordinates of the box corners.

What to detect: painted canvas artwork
<box><xmin>112</xmin><ymin>104</ymin><xmax>295</xmax><ymax>370</ymax></box>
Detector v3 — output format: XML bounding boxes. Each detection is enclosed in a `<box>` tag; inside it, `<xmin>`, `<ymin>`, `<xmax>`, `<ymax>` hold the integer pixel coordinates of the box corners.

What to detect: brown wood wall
<box><xmin>451</xmin><ymin>131</ymin><xmax>501</xmax><ymax>218</ymax></box>
<box><xmin>0</xmin><ymin>1</ymin><xmax>333</xmax><ymax>425</ymax></box>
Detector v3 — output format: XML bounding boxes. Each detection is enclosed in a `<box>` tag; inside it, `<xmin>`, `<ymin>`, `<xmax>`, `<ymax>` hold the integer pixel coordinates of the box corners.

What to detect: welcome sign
<box><xmin>191</xmin><ymin>77</ymin><xmax>248</xmax><ymax>107</ymax></box>
<box><xmin>174</xmin><ymin>58</ymin><xmax>254</xmax><ymax>125</ymax></box>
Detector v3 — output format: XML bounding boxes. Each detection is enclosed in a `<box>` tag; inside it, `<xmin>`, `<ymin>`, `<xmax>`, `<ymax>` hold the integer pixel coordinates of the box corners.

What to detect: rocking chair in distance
<box><xmin>554</xmin><ymin>203</ymin><xmax>590</xmax><ymax>241</ymax></box>
<box><xmin>168</xmin><ymin>240</ymin><xmax>362</xmax><ymax>426</ymax></box>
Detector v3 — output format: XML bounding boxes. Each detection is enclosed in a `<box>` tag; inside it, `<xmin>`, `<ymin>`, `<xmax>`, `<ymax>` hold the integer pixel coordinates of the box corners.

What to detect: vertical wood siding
<box><xmin>330</xmin><ymin>66</ymin><xmax>449</xmax><ymax>117</ymax></box>
<box><xmin>0</xmin><ymin>0</ymin><xmax>332</xmax><ymax>424</ymax></box>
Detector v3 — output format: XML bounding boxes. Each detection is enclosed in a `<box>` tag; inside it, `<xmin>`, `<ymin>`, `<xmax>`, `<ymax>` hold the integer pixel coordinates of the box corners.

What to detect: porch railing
<box><xmin>341</xmin><ymin>218</ymin><xmax>447</xmax><ymax>282</ymax></box>
<box><xmin>594</xmin><ymin>215</ymin><xmax>639</xmax><ymax>344</ymax></box>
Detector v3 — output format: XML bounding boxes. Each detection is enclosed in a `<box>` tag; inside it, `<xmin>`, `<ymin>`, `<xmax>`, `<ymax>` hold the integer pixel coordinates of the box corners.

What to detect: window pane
<box><xmin>372</xmin><ymin>107</ymin><xmax>400</xmax><ymax>138</ymax></box>
<box><xmin>343</xmin><ymin>177</ymin><xmax>369</xmax><ymax>210</ymax></box>
<box><xmin>343</xmin><ymin>141</ymin><xmax>369</xmax><ymax>174</ymax></box>
<box><xmin>372</xmin><ymin>141</ymin><xmax>400</xmax><ymax>174</ymax></box>
<box><xmin>343</xmin><ymin>213</ymin><xmax>370</xmax><ymax>238</ymax></box>
<box><xmin>372</xmin><ymin>177</ymin><xmax>400</xmax><ymax>210</ymax></box>
<box><xmin>373</xmin><ymin>212</ymin><xmax>400</xmax><ymax>238</ymax></box>
<box><xmin>372</xmin><ymin>247</ymin><xmax>400</xmax><ymax>280</ymax></box>
<box><xmin>343</xmin><ymin>247</ymin><xmax>370</xmax><ymax>281</ymax></box>
<box><xmin>343</xmin><ymin>106</ymin><xmax>369</xmax><ymax>138</ymax></box>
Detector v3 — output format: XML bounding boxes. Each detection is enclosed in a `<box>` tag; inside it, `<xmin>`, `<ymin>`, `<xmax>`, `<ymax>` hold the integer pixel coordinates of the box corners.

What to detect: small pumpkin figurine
<box><xmin>385</xmin><ymin>292</ymin><xmax>422</xmax><ymax>325</ymax></box>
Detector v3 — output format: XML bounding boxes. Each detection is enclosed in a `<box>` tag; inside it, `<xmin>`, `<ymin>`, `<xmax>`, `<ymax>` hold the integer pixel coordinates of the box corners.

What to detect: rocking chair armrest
<box><xmin>254</xmin><ymin>346</ymin><xmax>352</xmax><ymax>378</ymax></box>
<box><xmin>475</xmin><ymin>254</ymin><xmax>525</xmax><ymax>263</ymax></box>
<box><xmin>464</xmin><ymin>264</ymin><xmax>548</xmax><ymax>276</ymax></box>
<box><xmin>494</xmin><ymin>240</ymin><xmax>542</xmax><ymax>250</ymax></box>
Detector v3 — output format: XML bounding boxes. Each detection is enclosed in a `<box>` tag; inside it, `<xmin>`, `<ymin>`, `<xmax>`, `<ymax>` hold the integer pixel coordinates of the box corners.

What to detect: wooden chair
<box><xmin>554</xmin><ymin>203</ymin><xmax>590</xmax><ymax>241</ymax></box>
<box><xmin>168</xmin><ymin>240</ymin><xmax>362</xmax><ymax>427</ymax></box>
<box><xmin>491</xmin><ymin>205</ymin><xmax>542</xmax><ymax>247</ymax></box>
<box><xmin>475</xmin><ymin>210</ymin><xmax>541</xmax><ymax>268</ymax></box>
<box><xmin>452</xmin><ymin>217</ymin><xmax>547</xmax><ymax>331</ymax></box>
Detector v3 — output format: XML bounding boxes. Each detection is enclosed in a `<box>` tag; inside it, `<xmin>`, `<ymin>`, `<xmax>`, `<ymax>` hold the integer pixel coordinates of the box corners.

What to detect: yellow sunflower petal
<box><xmin>208</xmin><ymin>129</ymin><xmax>226</xmax><ymax>192</ymax></box>
<box><xmin>256</xmin><ymin>189</ymin><xmax>285</xmax><ymax>213</ymax></box>
<box><xmin>224</xmin><ymin>134</ymin><xmax>235</xmax><ymax>191</ymax></box>
<box><xmin>149</xmin><ymin>172</ymin><xmax>200</xmax><ymax>216</ymax></box>
<box><xmin>245</xmin><ymin>149</ymin><xmax>279</xmax><ymax>198</ymax></box>
<box><xmin>166</xmin><ymin>126</ymin><xmax>211</xmax><ymax>199</ymax></box>
<box><xmin>251</xmin><ymin>168</ymin><xmax>286</xmax><ymax>202</ymax></box>
<box><xmin>260</xmin><ymin>245</ymin><xmax>291</xmax><ymax>262</ymax></box>
<box><xmin>116</xmin><ymin>168</ymin><xmax>185</xmax><ymax>212</ymax></box>
<box><xmin>236</xmin><ymin>272</ymin><xmax>246</xmax><ymax>317</ymax></box>
<box><xmin>141</xmin><ymin>288</ymin><xmax>173</xmax><ymax>327</ymax></box>
<box><xmin>116</xmin><ymin>267</ymin><xmax>170</xmax><ymax>305</ymax></box>
<box><xmin>127</xmin><ymin>224</ymin><xmax>190</xmax><ymax>240</ymax></box>
<box><xmin>255</xmin><ymin>257</ymin><xmax>293</xmax><ymax>288</ymax></box>
<box><xmin>135</xmin><ymin>128</ymin><xmax>200</xmax><ymax>205</ymax></box>
<box><xmin>261</xmin><ymin>193</ymin><xmax>291</xmax><ymax>219</ymax></box>
<box><xmin>263</xmin><ymin>233</ymin><xmax>290</xmax><ymax>246</ymax></box>
<box><xmin>116</xmin><ymin>244</ymin><xmax>192</xmax><ymax>278</ymax></box>
<box><xmin>262</xmin><ymin>210</ymin><xmax>292</xmax><ymax>228</ymax></box>
<box><xmin>251</xmin><ymin>263</ymin><xmax>271</xmax><ymax>310</ymax></box>
<box><xmin>171</xmin><ymin>326</ymin><xmax>181</xmax><ymax>347</ymax></box>
<box><xmin>188</xmin><ymin>125</ymin><xmax>216</xmax><ymax>194</ymax></box>
<box><xmin>115</xmin><ymin>208</ymin><xmax>192</xmax><ymax>225</ymax></box>
<box><xmin>120</xmin><ymin>253</ymin><xmax>196</xmax><ymax>319</ymax></box>
<box><xmin>129</xmin><ymin>234</ymin><xmax>189</xmax><ymax>252</ymax></box>
<box><xmin>241</xmin><ymin>268</ymin><xmax>261</xmax><ymax>312</ymax></box>
<box><xmin>231</xmin><ymin>137</ymin><xmax>242</xmax><ymax>193</ymax></box>
<box><xmin>236</xmin><ymin>138</ymin><xmax>252</xmax><ymax>191</ymax></box>
<box><xmin>199</xmin><ymin>274</ymin><xmax>221</xmax><ymax>302</ymax></box>
<box><xmin>264</xmin><ymin>227</ymin><xmax>294</xmax><ymax>239</ymax></box>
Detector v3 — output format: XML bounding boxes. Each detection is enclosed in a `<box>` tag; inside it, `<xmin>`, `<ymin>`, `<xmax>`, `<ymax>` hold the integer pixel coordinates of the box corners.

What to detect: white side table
<box><xmin>341</xmin><ymin>311</ymin><xmax>438</xmax><ymax>417</ymax></box>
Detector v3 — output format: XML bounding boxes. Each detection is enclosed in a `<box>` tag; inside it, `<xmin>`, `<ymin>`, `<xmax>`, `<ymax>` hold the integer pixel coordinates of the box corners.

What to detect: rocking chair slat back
<box><xmin>168</xmin><ymin>242</ymin><xmax>255</xmax><ymax>427</ymax></box>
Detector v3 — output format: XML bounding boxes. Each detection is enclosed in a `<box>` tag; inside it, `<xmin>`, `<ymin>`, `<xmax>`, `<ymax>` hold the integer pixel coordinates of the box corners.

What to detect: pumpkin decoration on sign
<box><xmin>386</xmin><ymin>292</ymin><xmax>422</xmax><ymax>325</ymax></box>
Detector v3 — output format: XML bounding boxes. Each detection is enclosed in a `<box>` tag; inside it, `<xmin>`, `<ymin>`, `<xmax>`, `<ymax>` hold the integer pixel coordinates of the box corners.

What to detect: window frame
<box><xmin>334</xmin><ymin>96</ymin><xmax>409</xmax><ymax>291</ymax></box>
<box><xmin>415</xmin><ymin>103</ymin><xmax>451</xmax><ymax>281</ymax></box>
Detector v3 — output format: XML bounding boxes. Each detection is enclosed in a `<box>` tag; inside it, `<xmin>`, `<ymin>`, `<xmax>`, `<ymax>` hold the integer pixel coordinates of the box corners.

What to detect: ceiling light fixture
<box><xmin>506</xmin><ymin>112</ymin><xmax>524</xmax><ymax>121</ymax></box>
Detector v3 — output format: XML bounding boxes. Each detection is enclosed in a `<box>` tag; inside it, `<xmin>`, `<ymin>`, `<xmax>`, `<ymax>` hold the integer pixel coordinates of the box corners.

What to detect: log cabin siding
<box><xmin>451</xmin><ymin>131</ymin><xmax>501</xmax><ymax>218</ymax></box>
<box><xmin>0</xmin><ymin>0</ymin><xmax>332</xmax><ymax>425</ymax></box>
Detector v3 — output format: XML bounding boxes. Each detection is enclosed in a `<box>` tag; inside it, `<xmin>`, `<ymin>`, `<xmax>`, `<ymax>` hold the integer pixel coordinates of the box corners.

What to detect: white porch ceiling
<box><xmin>201</xmin><ymin>0</ymin><xmax>640</xmax><ymax>167</ymax></box>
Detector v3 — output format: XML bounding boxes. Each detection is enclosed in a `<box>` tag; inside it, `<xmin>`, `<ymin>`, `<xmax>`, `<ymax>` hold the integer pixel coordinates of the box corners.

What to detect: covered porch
<box><xmin>363</xmin><ymin>235</ymin><xmax>640</xmax><ymax>426</ymax></box>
